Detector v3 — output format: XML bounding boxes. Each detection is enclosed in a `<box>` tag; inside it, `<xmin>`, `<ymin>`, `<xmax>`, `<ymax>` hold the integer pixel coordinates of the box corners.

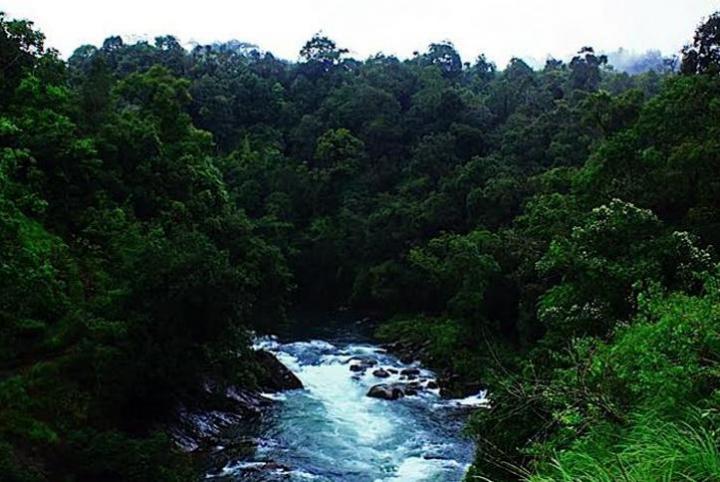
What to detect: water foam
<box><xmin>210</xmin><ymin>338</ymin><xmax>477</xmax><ymax>481</ymax></box>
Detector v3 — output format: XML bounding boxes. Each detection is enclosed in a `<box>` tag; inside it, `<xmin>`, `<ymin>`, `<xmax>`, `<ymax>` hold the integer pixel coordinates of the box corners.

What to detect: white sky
<box><xmin>4</xmin><ymin>0</ymin><xmax>719</xmax><ymax>66</ymax></box>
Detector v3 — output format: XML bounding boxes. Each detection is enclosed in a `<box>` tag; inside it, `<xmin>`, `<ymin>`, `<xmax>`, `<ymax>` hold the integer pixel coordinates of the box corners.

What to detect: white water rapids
<box><xmin>205</xmin><ymin>334</ymin><xmax>487</xmax><ymax>482</ymax></box>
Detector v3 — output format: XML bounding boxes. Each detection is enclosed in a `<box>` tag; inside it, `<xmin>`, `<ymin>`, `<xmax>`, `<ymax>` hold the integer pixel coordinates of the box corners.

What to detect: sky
<box><xmin>4</xmin><ymin>0</ymin><xmax>719</xmax><ymax>66</ymax></box>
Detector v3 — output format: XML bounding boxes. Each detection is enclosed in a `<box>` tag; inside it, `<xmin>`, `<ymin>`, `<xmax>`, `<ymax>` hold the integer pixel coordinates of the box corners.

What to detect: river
<box><xmin>204</xmin><ymin>318</ymin><xmax>486</xmax><ymax>482</ymax></box>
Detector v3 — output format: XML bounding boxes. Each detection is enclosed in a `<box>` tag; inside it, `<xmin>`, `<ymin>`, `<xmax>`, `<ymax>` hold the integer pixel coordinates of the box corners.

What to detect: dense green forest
<box><xmin>1</xmin><ymin>8</ymin><xmax>720</xmax><ymax>481</ymax></box>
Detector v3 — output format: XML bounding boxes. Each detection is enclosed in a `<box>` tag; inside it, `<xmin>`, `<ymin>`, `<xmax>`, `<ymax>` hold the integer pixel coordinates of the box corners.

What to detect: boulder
<box><xmin>170</xmin><ymin>381</ymin><xmax>271</xmax><ymax>453</ymax></box>
<box><xmin>254</xmin><ymin>350</ymin><xmax>303</xmax><ymax>392</ymax></box>
<box><xmin>347</xmin><ymin>356</ymin><xmax>378</xmax><ymax>366</ymax></box>
<box><xmin>367</xmin><ymin>383</ymin><xmax>406</xmax><ymax>400</ymax></box>
<box><xmin>438</xmin><ymin>373</ymin><xmax>486</xmax><ymax>398</ymax></box>
<box><xmin>347</xmin><ymin>356</ymin><xmax>378</xmax><ymax>372</ymax></box>
<box><xmin>226</xmin><ymin>386</ymin><xmax>274</xmax><ymax>413</ymax></box>
<box><xmin>366</xmin><ymin>382</ymin><xmax>422</xmax><ymax>400</ymax></box>
<box><xmin>401</xmin><ymin>367</ymin><xmax>421</xmax><ymax>377</ymax></box>
<box><xmin>373</xmin><ymin>368</ymin><xmax>391</xmax><ymax>378</ymax></box>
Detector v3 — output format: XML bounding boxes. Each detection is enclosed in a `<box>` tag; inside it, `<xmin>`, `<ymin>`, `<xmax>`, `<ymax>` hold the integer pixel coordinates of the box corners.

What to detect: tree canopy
<box><xmin>2</xmin><ymin>8</ymin><xmax>720</xmax><ymax>482</ymax></box>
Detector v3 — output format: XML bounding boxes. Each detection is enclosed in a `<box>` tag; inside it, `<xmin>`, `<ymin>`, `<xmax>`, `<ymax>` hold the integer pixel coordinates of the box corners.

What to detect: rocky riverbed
<box><xmin>191</xmin><ymin>331</ymin><xmax>487</xmax><ymax>481</ymax></box>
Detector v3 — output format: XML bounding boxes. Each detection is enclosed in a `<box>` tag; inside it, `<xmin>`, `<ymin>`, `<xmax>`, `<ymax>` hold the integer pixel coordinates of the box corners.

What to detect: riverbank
<box><xmin>375</xmin><ymin>317</ymin><xmax>502</xmax><ymax>399</ymax></box>
<box><xmin>167</xmin><ymin>349</ymin><xmax>303</xmax><ymax>459</ymax></box>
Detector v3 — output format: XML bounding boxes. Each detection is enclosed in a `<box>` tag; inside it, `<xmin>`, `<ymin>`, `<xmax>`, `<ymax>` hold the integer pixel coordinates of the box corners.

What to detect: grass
<box><xmin>528</xmin><ymin>408</ymin><xmax>720</xmax><ymax>482</ymax></box>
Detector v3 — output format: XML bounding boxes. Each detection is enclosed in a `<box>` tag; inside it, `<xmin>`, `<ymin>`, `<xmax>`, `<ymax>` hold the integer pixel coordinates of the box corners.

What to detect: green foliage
<box><xmin>526</xmin><ymin>275</ymin><xmax>720</xmax><ymax>481</ymax></box>
<box><xmin>682</xmin><ymin>11</ymin><xmax>720</xmax><ymax>75</ymax></box>
<box><xmin>536</xmin><ymin>199</ymin><xmax>663</xmax><ymax>339</ymax></box>
<box><xmin>299</xmin><ymin>34</ymin><xmax>348</xmax><ymax>68</ymax></box>
<box><xmin>314</xmin><ymin>127</ymin><xmax>365</xmax><ymax>174</ymax></box>
<box><xmin>3</xmin><ymin>7</ymin><xmax>720</xmax><ymax>482</ymax></box>
<box><xmin>575</xmin><ymin>74</ymin><xmax>720</xmax><ymax>242</ymax></box>
<box><xmin>376</xmin><ymin>317</ymin><xmax>492</xmax><ymax>391</ymax></box>
<box><xmin>408</xmin><ymin>230</ymin><xmax>500</xmax><ymax>321</ymax></box>
<box><xmin>529</xmin><ymin>409</ymin><xmax>720</xmax><ymax>482</ymax></box>
<box><xmin>0</xmin><ymin>14</ymin><xmax>291</xmax><ymax>481</ymax></box>
<box><xmin>0</xmin><ymin>13</ymin><xmax>47</xmax><ymax>107</ymax></box>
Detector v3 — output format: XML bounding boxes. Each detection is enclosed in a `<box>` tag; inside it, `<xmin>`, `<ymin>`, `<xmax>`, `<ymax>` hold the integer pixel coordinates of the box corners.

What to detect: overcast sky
<box><xmin>4</xmin><ymin>0</ymin><xmax>719</xmax><ymax>66</ymax></box>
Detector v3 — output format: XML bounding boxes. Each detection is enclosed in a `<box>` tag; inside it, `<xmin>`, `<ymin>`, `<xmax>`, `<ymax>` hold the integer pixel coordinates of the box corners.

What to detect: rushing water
<box><xmin>205</xmin><ymin>319</ymin><xmax>486</xmax><ymax>482</ymax></box>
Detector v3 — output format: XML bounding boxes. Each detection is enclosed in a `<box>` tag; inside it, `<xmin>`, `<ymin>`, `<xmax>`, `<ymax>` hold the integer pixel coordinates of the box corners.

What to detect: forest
<box><xmin>1</xmin><ymin>7</ymin><xmax>720</xmax><ymax>482</ymax></box>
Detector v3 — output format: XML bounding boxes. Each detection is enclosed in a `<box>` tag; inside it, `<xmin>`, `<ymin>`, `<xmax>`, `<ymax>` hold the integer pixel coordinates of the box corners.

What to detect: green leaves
<box><xmin>314</xmin><ymin>127</ymin><xmax>365</xmax><ymax>174</ymax></box>
<box><xmin>2</xmin><ymin>7</ymin><xmax>720</xmax><ymax>482</ymax></box>
<box><xmin>681</xmin><ymin>11</ymin><xmax>720</xmax><ymax>75</ymax></box>
<box><xmin>536</xmin><ymin>199</ymin><xmax>671</xmax><ymax>339</ymax></box>
<box><xmin>0</xmin><ymin>13</ymin><xmax>47</xmax><ymax>108</ymax></box>
<box><xmin>0</xmin><ymin>18</ymin><xmax>297</xmax><ymax>481</ymax></box>
<box><xmin>409</xmin><ymin>230</ymin><xmax>500</xmax><ymax>321</ymax></box>
<box><xmin>528</xmin><ymin>275</ymin><xmax>720</xmax><ymax>482</ymax></box>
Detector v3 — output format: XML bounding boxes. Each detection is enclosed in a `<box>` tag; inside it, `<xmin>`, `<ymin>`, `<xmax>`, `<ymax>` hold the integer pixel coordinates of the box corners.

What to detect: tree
<box><xmin>409</xmin><ymin>230</ymin><xmax>500</xmax><ymax>322</ymax></box>
<box><xmin>314</xmin><ymin>127</ymin><xmax>365</xmax><ymax>173</ymax></box>
<box><xmin>421</xmin><ymin>42</ymin><xmax>463</xmax><ymax>79</ymax></box>
<box><xmin>3</xmin><ymin>8</ymin><xmax>718</xmax><ymax>482</ymax></box>
<box><xmin>154</xmin><ymin>35</ymin><xmax>186</xmax><ymax>75</ymax></box>
<box><xmin>467</xmin><ymin>54</ymin><xmax>496</xmax><ymax>88</ymax></box>
<box><xmin>536</xmin><ymin>200</ymin><xmax>714</xmax><ymax>342</ymax></box>
<box><xmin>681</xmin><ymin>11</ymin><xmax>720</xmax><ymax>75</ymax></box>
<box><xmin>299</xmin><ymin>33</ymin><xmax>348</xmax><ymax>73</ymax></box>
<box><xmin>0</xmin><ymin>13</ymin><xmax>46</xmax><ymax>106</ymax></box>
<box><xmin>569</xmin><ymin>47</ymin><xmax>607</xmax><ymax>91</ymax></box>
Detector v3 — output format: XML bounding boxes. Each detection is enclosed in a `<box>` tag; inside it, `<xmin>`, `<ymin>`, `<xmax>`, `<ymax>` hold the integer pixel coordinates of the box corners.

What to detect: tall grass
<box><xmin>528</xmin><ymin>409</ymin><xmax>720</xmax><ymax>482</ymax></box>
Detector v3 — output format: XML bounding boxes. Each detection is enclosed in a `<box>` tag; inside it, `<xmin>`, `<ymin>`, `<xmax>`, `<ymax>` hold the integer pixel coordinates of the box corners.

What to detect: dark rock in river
<box><xmin>367</xmin><ymin>383</ymin><xmax>406</xmax><ymax>400</ymax></box>
<box><xmin>170</xmin><ymin>381</ymin><xmax>271</xmax><ymax>453</ymax></box>
<box><xmin>373</xmin><ymin>368</ymin><xmax>391</xmax><ymax>378</ymax></box>
<box><xmin>401</xmin><ymin>367</ymin><xmax>420</xmax><ymax>377</ymax></box>
<box><xmin>460</xmin><ymin>382</ymin><xmax>487</xmax><ymax>397</ymax></box>
<box><xmin>400</xmin><ymin>354</ymin><xmax>414</xmax><ymax>364</ymax></box>
<box><xmin>255</xmin><ymin>349</ymin><xmax>303</xmax><ymax>392</ymax></box>
<box><xmin>439</xmin><ymin>372</ymin><xmax>486</xmax><ymax>398</ymax></box>
<box><xmin>170</xmin><ymin>350</ymin><xmax>301</xmax><ymax>453</ymax></box>
<box><xmin>366</xmin><ymin>381</ymin><xmax>424</xmax><ymax>400</ymax></box>
<box><xmin>171</xmin><ymin>408</ymin><xmax>244</xmax><ymax>452</ymax></box>
<box><xmin>346</xmin><ymin>356</ymin><xmax>378</xmax><ymax>372</ymax></box>
<box><xmin>346</xmin><ymin>355</ymin><xmax>378</xmax><ymax>366</ymax></box>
